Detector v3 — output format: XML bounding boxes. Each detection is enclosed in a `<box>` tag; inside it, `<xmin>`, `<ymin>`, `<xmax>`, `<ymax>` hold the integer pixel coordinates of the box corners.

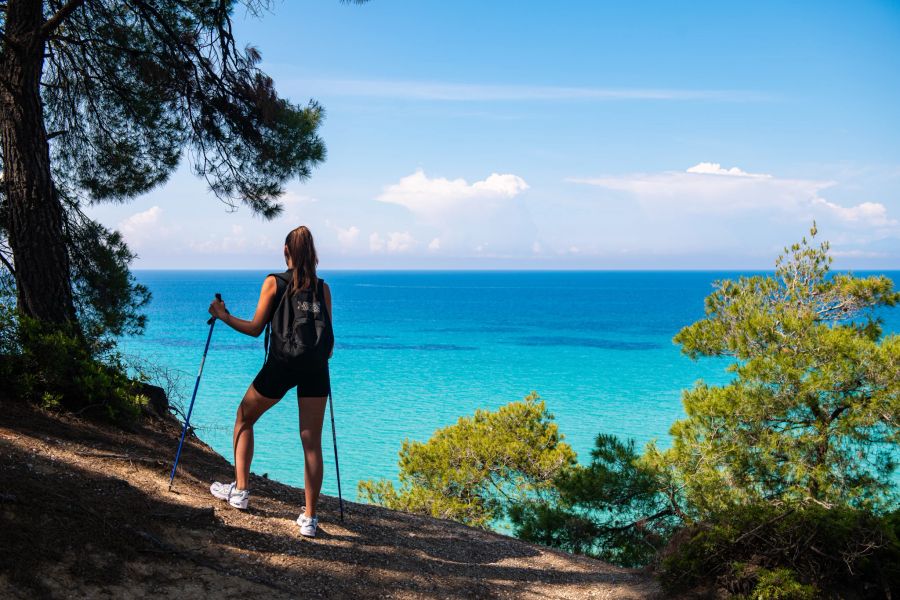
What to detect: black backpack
<box><xmin>263</xmin><ymin>271</ymin><xmax>334</xmax><ymax>369</ymax></box>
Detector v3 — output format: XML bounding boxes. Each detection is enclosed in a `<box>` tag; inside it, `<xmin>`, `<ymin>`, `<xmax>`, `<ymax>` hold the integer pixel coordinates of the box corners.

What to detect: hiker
<box><xmin>206</xmin><ymin>225</ymin><xmax>334</xmax><ymax>538</ymax></box>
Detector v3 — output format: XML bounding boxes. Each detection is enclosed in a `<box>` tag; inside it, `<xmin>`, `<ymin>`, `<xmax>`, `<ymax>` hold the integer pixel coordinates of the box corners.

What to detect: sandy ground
<box><xmin>0</xmin><ymin>400</ymin><xmax>662</xmax><ymax>599</ymax></box>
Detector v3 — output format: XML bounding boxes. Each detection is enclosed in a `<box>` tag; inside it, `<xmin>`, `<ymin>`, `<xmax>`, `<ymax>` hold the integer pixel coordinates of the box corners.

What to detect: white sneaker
<box><xmin>297</xmin><ymin>512</ymin><xmax>318</xmax><ymax>537</ymax></box>
<box><xmin>209</xmin><ymin>481</ymin><xmax>250</xmax><ymax>510</ymax></box>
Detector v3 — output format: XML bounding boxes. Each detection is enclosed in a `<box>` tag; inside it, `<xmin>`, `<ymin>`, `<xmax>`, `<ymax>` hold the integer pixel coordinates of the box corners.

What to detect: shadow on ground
<box><xmin>0</xmin><ymin>400</ymin><xmax>659</xmax><ymax>599</ymax></box>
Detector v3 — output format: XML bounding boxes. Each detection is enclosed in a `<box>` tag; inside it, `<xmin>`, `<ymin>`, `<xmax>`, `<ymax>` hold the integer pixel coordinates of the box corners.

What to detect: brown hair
<box><xmin>284</xmin><ymin>226</ymin><xmax>318</xmax><ymax>293</ymax></box>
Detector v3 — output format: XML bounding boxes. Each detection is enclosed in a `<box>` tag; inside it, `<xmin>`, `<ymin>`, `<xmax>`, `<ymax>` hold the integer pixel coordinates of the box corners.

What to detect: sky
<box><xmin>86</xmin><ymin>0</ymin><xmax>900</xmax><ymax>270</ymax></box>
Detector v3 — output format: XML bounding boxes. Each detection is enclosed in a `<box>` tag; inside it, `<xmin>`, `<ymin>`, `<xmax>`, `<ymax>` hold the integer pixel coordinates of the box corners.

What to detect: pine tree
<box><xmin>0</xmin><ymin>0</ymin><xmax>331</xmax><ymax>337</ymax></box>
<box><xmin>510</xmin><ymin>226</ymin><xmax>899</xmax><ymax>564</ymax></box>
<box><xmin>648</xmin><ymin>224</ymin><xmax>899</xmax><ymax>514</ymax></box>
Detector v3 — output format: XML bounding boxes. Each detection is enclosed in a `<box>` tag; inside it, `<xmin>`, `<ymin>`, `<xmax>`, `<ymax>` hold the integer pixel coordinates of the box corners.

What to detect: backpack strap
<box><xmin>316</xmin><ymin>277</ymin><xmax>329</xmax><ymax>321</ymax></box>
<box><xmin>263</xmin><ymin>271</ymin><xmax>292</xmax><ymax>363</ymax></box>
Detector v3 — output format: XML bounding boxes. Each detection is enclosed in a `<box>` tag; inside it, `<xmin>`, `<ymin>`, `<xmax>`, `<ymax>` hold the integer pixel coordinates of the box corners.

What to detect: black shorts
<box><xmin>252</xmin><ymin>359</ymin><xmax>331</xmax><ymax>400</ymax></box>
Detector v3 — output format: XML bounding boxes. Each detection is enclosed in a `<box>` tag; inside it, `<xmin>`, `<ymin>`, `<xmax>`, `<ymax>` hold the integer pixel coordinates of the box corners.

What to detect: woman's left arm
<box><xmin>208</xmin><ymin>275</ymin><xmax>278</xmax><ymax>337</ymax></box>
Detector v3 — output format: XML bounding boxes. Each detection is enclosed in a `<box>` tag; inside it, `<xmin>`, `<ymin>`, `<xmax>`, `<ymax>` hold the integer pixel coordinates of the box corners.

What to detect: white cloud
<box><xmin>428</xmin><ymin>237</ymin><xmax>441</xmax><ymax>251</ymax></box>
<box><xmin>378</xmin><ymin>169</ymin><xmax>529</xmax><ymax>221</ymax></box>
<box><xmin>369</xmin><ymin>232</ymin><xmax>385</xmax><ymax>252</ymax></box>
<box><xmin>119</xmin><ymin>206</ymin><xmax>162</xmax><ymax>236</ymax></box>
<box><xmin>812</xmin><ymin>198</ymin><xmax>892</xmax><ymax>226</ymax></box>
<box><xmin>368</xmin><ymin>231</ymin><xmax>416</xmax><ymax>253</ymax></box>
<box><xmin>375</xmin><ymin>169</ymin><xmax>537</xmax><ymax>256</ymax></box>
<box><xmin>570</xmin><ymin>163</ymin><xmax>895</xmax><ymax>227</ymax></box>
<box><xmin>117</xmin><ymin>206</ymin><xmax>173</xmax><ymax>249</ymax></box>
<box><xmin>387</xmin><ymin>232</ymin><xmax>416</xmax><ymax>253</ymax></box>
<box><xmin>336</xmin><ymin>225</ymin><xmax>360</xmax><ymax>248</ymax></box>
<box><xmin>685</xmin><ymin>162</ymin><xmax>771</xmax><ymax>178</ymax></box>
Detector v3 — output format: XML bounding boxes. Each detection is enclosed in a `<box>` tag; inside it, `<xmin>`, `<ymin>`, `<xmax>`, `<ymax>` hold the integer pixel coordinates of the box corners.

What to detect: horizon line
<box><xmin>130</xmin><ymin>267</ymin><xmax>900</xmax><ymax>273</ymax></box>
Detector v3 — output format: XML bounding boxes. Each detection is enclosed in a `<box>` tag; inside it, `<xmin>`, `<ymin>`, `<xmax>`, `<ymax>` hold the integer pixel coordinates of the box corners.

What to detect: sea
<box><xmin>120</xmin><ymin>270</ymin><xmax>900</xmax><ymax>502</ymax></box>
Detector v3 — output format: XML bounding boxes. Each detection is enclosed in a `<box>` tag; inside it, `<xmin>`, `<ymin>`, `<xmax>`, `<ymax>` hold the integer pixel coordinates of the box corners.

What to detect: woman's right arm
<box><xmin>208</xmin><ymin>276</ymin><xmax>278</xmax><ymax>337</ymax></box>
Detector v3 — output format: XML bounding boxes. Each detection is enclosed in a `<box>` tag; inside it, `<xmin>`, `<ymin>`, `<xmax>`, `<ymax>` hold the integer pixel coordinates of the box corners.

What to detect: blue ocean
<box><xmin>121</xmin><ymin>270</ymin><xmax>900</xmax><ymax>501</ymax></box>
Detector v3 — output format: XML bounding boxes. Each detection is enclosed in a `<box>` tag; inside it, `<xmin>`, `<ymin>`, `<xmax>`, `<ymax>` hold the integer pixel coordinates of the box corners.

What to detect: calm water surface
<box><xmin>121</xmin><ymin>270</ymin><xmax>900</xmax><ymax>500</ymax></box>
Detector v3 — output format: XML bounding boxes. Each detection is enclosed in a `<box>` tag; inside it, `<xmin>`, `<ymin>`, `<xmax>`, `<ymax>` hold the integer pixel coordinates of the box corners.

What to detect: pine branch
<box><xmin>0</xmin><ymin>247</ymin><xmax>15</xmax><ymax>276</ymax></box>
<box><xmin>41</xmin><ymin>0</ymin><xmax>87</xmax><ymax>38</ymax></box>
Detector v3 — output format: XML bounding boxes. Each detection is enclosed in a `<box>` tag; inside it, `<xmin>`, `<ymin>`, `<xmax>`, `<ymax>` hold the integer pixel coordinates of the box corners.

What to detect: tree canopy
<box><xmin>649</xmin><ymin>224</ymin><xmax>899</xmax><ymax>515</ymax></box>
<box><xmin>358</xmin><ymin>392</ymin><xmax>578</xmax><ymax>529</ymax></box>
<box><xmin>507</xmin><ymin>226</ymin><xmax>899</xmax><ymax>568</ymax></box>
<box><xmin>39</xmin><ymin>0</ymin><xmax>326</xmax><ymax>215</ymax></box>
<box><xmin>1</xmin><ymin>0</ymin><xmax>328</xmax><ymax>338</ymax></box>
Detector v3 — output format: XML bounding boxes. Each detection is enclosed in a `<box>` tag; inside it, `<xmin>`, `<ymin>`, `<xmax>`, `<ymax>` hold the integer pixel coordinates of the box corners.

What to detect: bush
<box><xmin>0</xmin><ymin>308</ymin><xmax>149</xmax><ymax>427</ymax></box>
<box><xmin>358</xmin><ymin>392</ymin><xmax>577</xmax><ymax>529</ymax></box>
<box><xmin>659</xmin><ymin>503</ymin><xmax>900</xmax><ymax>598</ymax></box>
<box><xmin>751</xmin><ymin>568</ymin><xmax>816</xmax><ymax>600</ymax></box>
<box><xmin>509</xmin><ymin>433</ymin><xmax>682</xmax><ymax>567</ymax></box>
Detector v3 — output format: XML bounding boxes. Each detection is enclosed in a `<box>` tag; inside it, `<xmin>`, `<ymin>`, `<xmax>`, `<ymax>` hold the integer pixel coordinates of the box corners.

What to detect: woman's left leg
<box><xmin>298</xmin><ymin>395</ymin><xmax>328</xmax><ymax>517</ymax></box>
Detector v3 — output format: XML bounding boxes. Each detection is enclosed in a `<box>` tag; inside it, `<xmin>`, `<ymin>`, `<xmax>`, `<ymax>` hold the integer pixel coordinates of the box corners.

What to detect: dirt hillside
<box><xmin>0</xmin><ymin>400</ymin><xmax>661</xmax><ymax>599</ymax></box>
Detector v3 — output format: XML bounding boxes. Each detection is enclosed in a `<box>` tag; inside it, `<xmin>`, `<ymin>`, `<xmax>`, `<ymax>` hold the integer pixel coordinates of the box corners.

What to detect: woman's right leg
<box><xmin>233</xmin><ymin>383</ymin><xmax>280</xmax><ymax>490</ymax></box>
<box><xmin>298</xmin><ymin>395</ymin><xmax>328</xmax><ymax>516</ymax></box>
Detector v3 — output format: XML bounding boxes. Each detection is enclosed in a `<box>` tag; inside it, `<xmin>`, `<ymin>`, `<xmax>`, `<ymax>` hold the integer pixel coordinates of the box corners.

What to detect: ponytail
<box><xmin>284</xmin><ymin>226</ymin><xmax>319</xmax><ymax>293</ymax></box>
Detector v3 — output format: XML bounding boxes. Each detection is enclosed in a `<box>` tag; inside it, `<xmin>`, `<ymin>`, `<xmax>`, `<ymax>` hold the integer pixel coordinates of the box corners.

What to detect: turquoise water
<box><xmin>122</xmin><ymin>270</ymin><xmax>900</xmax><ymax>500</ymax></box>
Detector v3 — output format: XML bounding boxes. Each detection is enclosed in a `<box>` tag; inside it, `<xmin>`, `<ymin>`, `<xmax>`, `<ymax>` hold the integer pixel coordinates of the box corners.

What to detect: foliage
<box><xmin>0</xmin><ymin>305</ymin><xmax>150</xmax><ymax>428</ymax></box>
<box><xmin>509</xmin><ymin>433</ymin><xmax>682</xmax><ymax>567</ymax></box>
<box><xmin>1</xmin><ymin>0</ymin><xmax>331</xmax><ymax>340</ymax></box>
<box><xmin>645</xmin><ymin>224</ymin><xmax>899</xmax><ymax>516</ymax></box>
<box><xmin>62</xmin><ymin>197</ymin><xmax>151</xmax><ymax>351</ymax></box>
<box><xmin>34</xmin><ymin>0</ymin><xmax>328</xmax><ymax>215</ymax></box>
<box><xmin>658</xmin><ymin>503</ymin><xmax>900</xmax><ymax>598</ymax></box>
<box><xmin>750</xmin><ymin>569</ymin><xmax>816</xmax><ymax>600</ymax></box>
<box><xmin>357</xmin><ymin>392</ymin><xmax>577</xmax><ymax>529</ymax></box>
<box><xmin>0</xmin><ymin>190</ymin><xmax>149</xmax><ymax>351</ymax></box>
<box><xmin>496</xmin><ymin>226</ymin><xmax>899</xmax><ymax>578</ymax></box>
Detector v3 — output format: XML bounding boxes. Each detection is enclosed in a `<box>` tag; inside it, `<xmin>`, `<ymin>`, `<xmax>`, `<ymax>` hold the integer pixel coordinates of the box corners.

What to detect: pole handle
<box><xmin>207</xmin><ymin>292</ymin><xmax>223</xmax><ymax>325</ymax></box>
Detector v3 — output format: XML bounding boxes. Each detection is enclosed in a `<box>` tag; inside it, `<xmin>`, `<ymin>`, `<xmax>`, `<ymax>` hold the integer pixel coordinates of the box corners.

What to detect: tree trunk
<box><xmin>0</xmin><ymin>0</ymin><xmax>77</xmax><ymax>327</ymax></box>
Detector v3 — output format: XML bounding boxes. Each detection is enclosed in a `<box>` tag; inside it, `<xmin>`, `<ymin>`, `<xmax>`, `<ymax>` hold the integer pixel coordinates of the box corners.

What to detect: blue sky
<box><xmin>86</xmin><ymin>0</ymin><xmax>900</xmax><ymax>269</ymax></box>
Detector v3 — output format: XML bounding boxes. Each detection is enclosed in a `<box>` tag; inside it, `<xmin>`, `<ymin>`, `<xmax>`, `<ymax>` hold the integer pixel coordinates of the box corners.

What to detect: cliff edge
<box><xmin>0</xmin><ymin>400</ymin><xmax>660</xmax><ymax>599</ymax></box>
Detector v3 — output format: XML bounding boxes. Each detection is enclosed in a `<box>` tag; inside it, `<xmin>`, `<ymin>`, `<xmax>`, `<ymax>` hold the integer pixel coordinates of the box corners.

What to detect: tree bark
<box><xmin>0</xmin><ymin>0</ymin><xmax>77</xmax><ymax>326</ymax></box>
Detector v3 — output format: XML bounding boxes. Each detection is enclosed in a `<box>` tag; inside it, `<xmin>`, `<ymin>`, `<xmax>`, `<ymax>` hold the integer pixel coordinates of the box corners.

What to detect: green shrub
<box><xmin>358</xmin><ymin>392</ymin><xmax>577</xmax><ymax>529</ymax></box>
<box><xmin>0</xmin><ymin>307</ymin><xmax>148</xmax><ymax>428</ymax></box>
<box><xmin>509</xmin><ymin>433</ymin><xmax>681</xmax><ymax>566</ymax></box>
<box><xmin>659</xmin><ymin>503</ymin><xmax>900</xmax><ymax>598</ymax></box>
<box><xmin>752</xmin><ymin>568</ymin><xmax>816</xmax><ymax>600</ymax></box>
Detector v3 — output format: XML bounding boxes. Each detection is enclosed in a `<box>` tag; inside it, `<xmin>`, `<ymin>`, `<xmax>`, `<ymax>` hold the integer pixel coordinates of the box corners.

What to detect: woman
<box><xmin>206</xmin><ymin>225</ymin><xmax>333</xmax><ymax>538</ymax></box>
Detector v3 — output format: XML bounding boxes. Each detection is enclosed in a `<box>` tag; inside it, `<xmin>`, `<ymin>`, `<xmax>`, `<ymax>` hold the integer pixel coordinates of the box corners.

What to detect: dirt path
<box><xmin>0</xmin><ymin>401</ymin><xmax>661</xmax><ymax>599</ymax></box>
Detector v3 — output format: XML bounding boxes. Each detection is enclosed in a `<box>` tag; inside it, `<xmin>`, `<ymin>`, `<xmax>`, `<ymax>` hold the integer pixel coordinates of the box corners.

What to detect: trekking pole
<box><xmin>168</xmin><ymin>293</ymin><xmax>222</xmax><ymax>492</ymax></box>
<box><xmin>328</xmin><ymin>389</ymin><xmax>345</xmax><ymax>521</ymax></box>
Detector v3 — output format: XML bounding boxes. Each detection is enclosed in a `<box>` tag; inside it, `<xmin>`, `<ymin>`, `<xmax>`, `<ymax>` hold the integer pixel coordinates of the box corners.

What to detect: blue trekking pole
<box><xmin>328</xmin><ymin>389</ymin><xmax>345</xmax><ymax>521</ymax></box>
<box><xmin>168</xmin><ymin>293</ymin><xmax>221</xmax><ymax>492</ymax></box>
